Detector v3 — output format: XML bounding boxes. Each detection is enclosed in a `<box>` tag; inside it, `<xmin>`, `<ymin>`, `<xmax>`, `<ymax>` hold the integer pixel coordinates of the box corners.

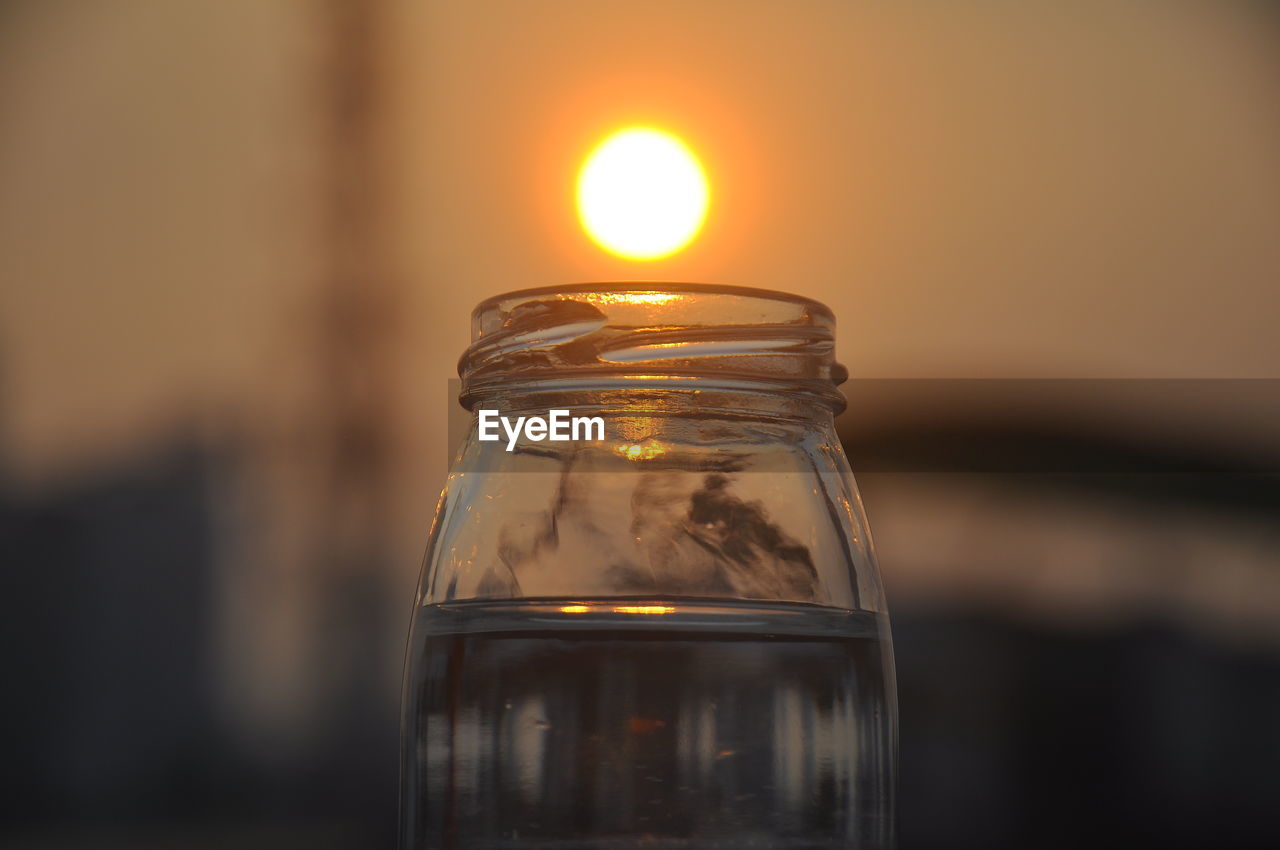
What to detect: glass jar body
<box><xmin>401</xmin><ymin>387</ymin><xmax>897</xmax><ymax>850</ymax></box>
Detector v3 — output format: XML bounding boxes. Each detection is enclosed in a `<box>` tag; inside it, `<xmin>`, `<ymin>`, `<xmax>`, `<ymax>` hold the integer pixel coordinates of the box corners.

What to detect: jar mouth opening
<box><xmin>471</xmin><ymin>282</ymin><xmax>836</xmax><ymax>322</ymax></box>
<box><xmin>460</xmin><ymin>282</ymin><xmax>847</xmax><ymax>411</ymax></box>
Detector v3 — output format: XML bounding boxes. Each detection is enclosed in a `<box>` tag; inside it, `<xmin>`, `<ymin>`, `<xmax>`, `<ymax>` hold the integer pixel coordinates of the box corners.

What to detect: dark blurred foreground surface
<box><xmin>3</xmin><ymin>426</ymin><xmax>1279</xmax><ymax>849</ymax></box>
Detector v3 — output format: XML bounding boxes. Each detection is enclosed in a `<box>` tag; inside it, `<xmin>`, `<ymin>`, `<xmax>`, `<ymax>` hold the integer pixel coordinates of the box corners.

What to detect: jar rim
<box><xmin>460</xmin><ymin>282</ymin><xmax>848</xmax><ymax>413</ymax></box>
<box><xmin>472</xmin><ymin>281</ymin><xmax>836</xmax><ymax>324</ymax></box>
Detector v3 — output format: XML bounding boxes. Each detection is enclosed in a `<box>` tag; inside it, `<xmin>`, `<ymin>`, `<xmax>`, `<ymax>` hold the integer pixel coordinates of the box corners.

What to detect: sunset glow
<box><xmin>576</xmin><ymin>127</ymin><xmax>709</xmax><ymax>260</ymax></box>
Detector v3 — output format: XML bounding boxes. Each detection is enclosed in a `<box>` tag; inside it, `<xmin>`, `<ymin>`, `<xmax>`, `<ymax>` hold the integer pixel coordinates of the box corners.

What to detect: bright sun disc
<box><xmin>577</xmin><ymin>127</ymin><xmax>709</xmax><ymax>261</ymax></box>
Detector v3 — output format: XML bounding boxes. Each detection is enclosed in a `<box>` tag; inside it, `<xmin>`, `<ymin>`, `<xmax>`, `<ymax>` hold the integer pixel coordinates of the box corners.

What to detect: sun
<box><xmin>576</xmin><ymin>127</ymin><xmax>710</xmax><ymax>261</ymax></box>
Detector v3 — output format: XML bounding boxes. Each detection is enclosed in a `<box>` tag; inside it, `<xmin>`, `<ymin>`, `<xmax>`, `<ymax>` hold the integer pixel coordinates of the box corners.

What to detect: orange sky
<box><xmin>1</xmin><ymin>0</ymin><xmax>1279</xmax><ymax>486</ymax></box>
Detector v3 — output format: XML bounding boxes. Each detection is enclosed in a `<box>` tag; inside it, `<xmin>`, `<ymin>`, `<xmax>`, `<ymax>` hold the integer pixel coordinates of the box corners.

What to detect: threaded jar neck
<box><xmin>458</xmin><ymin>283</ymin><xmax>848</xmax><ymax>413</ymax></box>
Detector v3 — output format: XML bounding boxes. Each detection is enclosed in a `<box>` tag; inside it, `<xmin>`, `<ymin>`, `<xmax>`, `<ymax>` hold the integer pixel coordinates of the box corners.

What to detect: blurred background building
<box><xmin>1</xmin><ymin>1</ymin><xmax>1278</xmax><ymax>848</ymax></box>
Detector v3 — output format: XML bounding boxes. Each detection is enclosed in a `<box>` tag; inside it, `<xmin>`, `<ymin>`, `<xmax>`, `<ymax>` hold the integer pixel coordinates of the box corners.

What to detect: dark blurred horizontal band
<box><xmin>837</xmin><ymin>379</ymin><xmax>1280</xmax><ymax>473</ymax></box>
<box><xmin>448</xmin><ymin>379</ymin><xmax>1280</xmax><ymax>474</ymax></box>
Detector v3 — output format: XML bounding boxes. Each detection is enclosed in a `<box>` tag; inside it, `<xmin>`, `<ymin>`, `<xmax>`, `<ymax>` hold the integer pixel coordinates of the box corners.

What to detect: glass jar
<box><xmin>401</xmin><ymin>284</ymin><xmax>896</xmax><ymax>850</ymax></box>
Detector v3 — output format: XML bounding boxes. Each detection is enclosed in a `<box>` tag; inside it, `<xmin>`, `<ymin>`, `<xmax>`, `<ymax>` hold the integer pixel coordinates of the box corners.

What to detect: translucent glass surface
<box><xmin>402</xmin><ymin>284</ymin><xmax>896</xmax><ymax>850</ymax></box>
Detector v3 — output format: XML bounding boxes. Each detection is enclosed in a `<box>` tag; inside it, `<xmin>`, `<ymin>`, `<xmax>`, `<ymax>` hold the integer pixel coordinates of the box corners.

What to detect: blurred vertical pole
<box><xmin>310</xmin><ymin>0</ymin><xmax>399</xmax><ymax>839</ymax></box>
